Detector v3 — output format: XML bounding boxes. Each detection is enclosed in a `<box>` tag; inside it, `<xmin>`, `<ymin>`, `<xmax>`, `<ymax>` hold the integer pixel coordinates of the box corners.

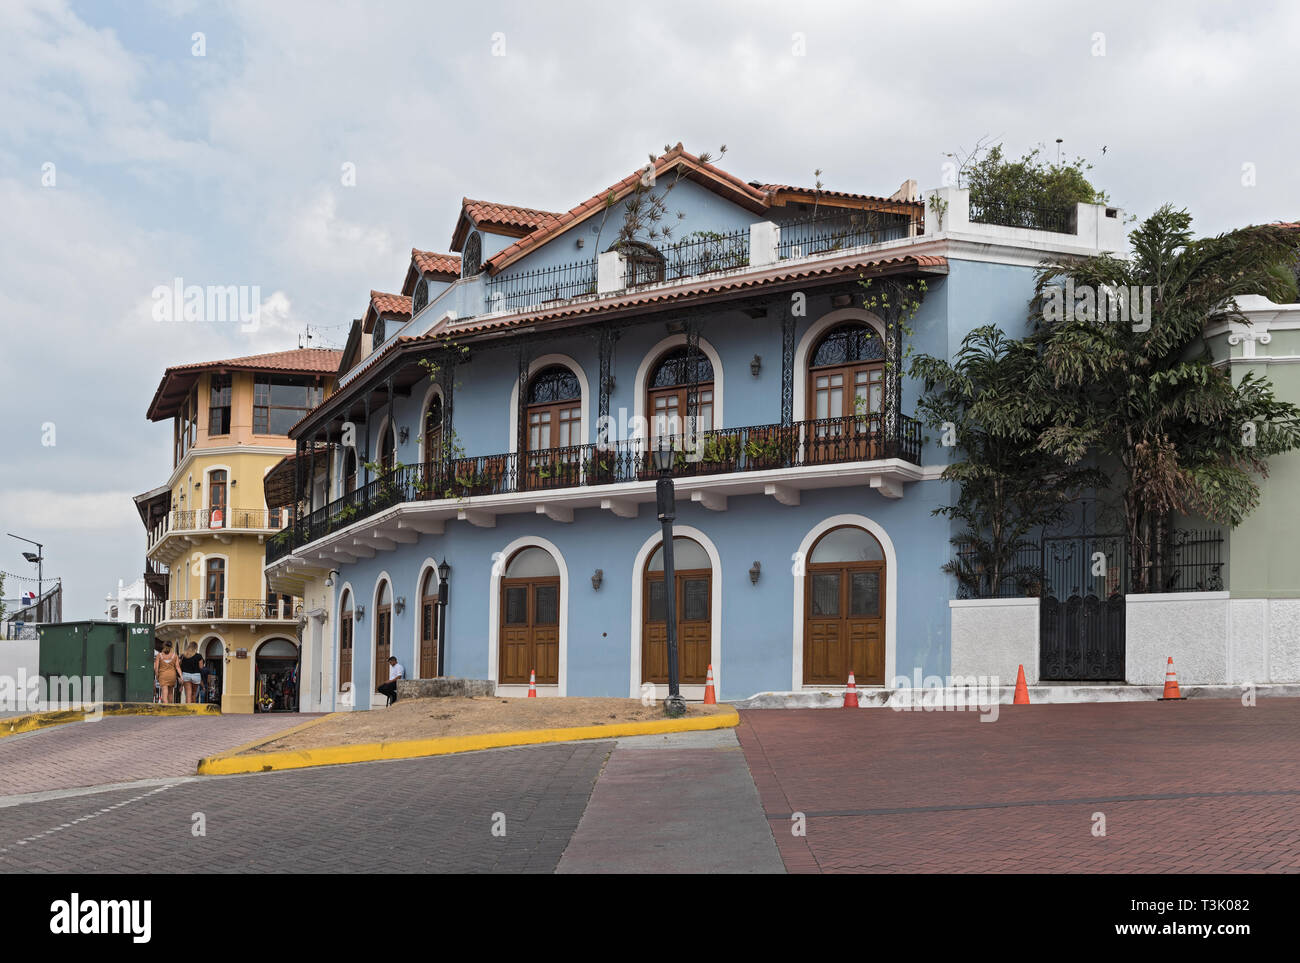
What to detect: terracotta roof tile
<box><xmin>411</xmin><ymin>249</ymin><xmax>461</xmax><ymax>277</ymax></box>
<box><xmin>756</xmin><ymin>183</ymin><xmax>913</xmax><ymax>206</ymax></box>
<box><xmin>405</xmin><ymin>252</ymin><xmax>947</xmax><ymax>341</ymax></box>
<box><xmin>146</xmin><ymin>348</ymin><xmax>341</xmax><ymax>422</ymax></box>
<box><xmin>482</xmin><ymin>144</ymin><xmax>771</xmax><ymax>276</ymax></box>
<box><xmin>463</xmin><ymin>199</ymin><xmax>559</xmax><ymax>231</ymax></box>
<box><xmin>370</xmin><ymin>290</ymin><xmax>412</xmax><ymax>317</ymax></box>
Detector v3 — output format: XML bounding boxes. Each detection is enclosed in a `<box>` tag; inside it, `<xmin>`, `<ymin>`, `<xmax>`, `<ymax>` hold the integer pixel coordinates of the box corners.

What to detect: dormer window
<box><xmin>373</xmin><ymin>316</ymin><xmax>387</xmax><ymax>347</ymax></box>
<box><xmin>412</xmin><ymin>279</ymin><xmax>429</xmax><ymax>315</ymax></box>
<box><xmin>462</xmin><ymin>232</ymin><xmax>482</xmax><ymax>277</ymax></box>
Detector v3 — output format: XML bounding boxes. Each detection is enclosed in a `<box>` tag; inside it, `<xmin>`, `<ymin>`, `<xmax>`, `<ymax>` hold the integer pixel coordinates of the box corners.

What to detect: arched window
<box><xmin>131</xmin><ymin>605</ymin><xmax>141</xmax><ymax>622</ymax></box>
<box><xmin>643</xmin><ymin>537</ymin><xmax>712</xmax><ymax>685</ymax></box>
<box><xmin>338</xmin><ymin>589</ymin><xmax>354</xmax><ymax>691</ymax></box>
<box><xmin>412</xmin><ymin>279</ymin><xmax>429</xmax><ymax>315</ymax></box>
<box><xmin>204</xmin><ymin>558</ymin><xmax>225</xmax><ymax>618</ymax></box>
<box><xmin>462</xmin><ymin>232</ymin><xmax>482</xmax><ymax>277</ymax></box>
<box><xmin>500</xmin><ymin>547</ymin><xmax>560</xmax><ymax>685</ymax></box>
<box><xmin>375</xmin><ymin>579</ymin><xmax>392</xmax><ymax>686</ymax></box>
<box><xmin>526</xmin><ymin>366</ymin><xmax>581</xmax><ymax>452</ymax></box>
<box><xmin>648</xmin><ymin>347</ymin><xmax>714</xmax><ymax>441</ymax></box>
<box><xmin>424</xmin><ymin>394</ymin><xmax>443</xmax><ymax>475</ymax></box>
<box><xmin>373</xmin><ymin>316</ymin><xmax>387</xmax><ymax>348</ymax></box>
<box><xmin>342</xmin><ymin>448</ymin><xmax>357</xmax><ymax>495</ymax></box>
<box><xmin>379</xmin><ymin>422</ymin><xmax>395</xmax><ymax>472</ymax></box>
<box><xmin>420</xmin><ymin>569</ymin><xmax>439</xmax><ymax>678</ymax></box>
<box><xmin>805</xmin><ymin>526</ymin><xmax>886</xmax><ymax>686</ymax></box>
<box><xmin>616</xmin><ymin>241</ymin><xmax>665</xmax><ymax>286</ymax></box>
<box><xmin>208</xmin><ymin>469</ymin><xmax>227</xmax><ymax>529</ymax></box>
<box><xmin>807</xmin><ymin>322</ymin><xmax>886</xmax><ymax>461</ymax></box>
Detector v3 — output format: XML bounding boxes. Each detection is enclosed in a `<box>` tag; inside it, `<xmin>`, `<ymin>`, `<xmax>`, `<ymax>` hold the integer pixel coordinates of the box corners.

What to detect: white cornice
<box><xmin>164</xmin><ymin>444</ymin><xmax>295</xmax><ymax>492</ymax></box>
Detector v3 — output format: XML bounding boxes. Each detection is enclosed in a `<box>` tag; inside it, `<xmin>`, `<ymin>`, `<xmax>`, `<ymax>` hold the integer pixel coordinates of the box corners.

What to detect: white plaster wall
<box><xmin>1125</xmin><ymin>593</ymin><xmax>1229</xmax><ymax>685</ymax></box>
<box><xmin>949</xmin><ymin>598</ymin><xmax>1039</xmax><ymax>685</ymax></box>
<box><xmin>1227</xmin><ymin>599</ymin><xmax>1267</xmax><ymax>684</ymax></box>
<box><xmin>1267</xmin><ymin>599</ymin><xmax>1300</xmax><ymax>682</ymax></box>
<box><xmin>0</xmin><ymin>638</ymin><xmax>40</xmax><ymax>693</ymax></box>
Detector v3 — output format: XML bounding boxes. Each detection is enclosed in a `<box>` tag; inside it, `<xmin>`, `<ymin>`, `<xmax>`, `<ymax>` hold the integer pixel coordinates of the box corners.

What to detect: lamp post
<box><xmin>8</xmin><ymin>534</ymin><xmax>42</xmax><ymax>622</ymax></box>
<box><xmin>652</xmin><ymin>448</ymin><xmax>687</xmax><ymax>718</ymax></box>
<box><xmin>436</xmin><ymin>558</ymin><xmax>451</xmax><ymax>677</ymax></box>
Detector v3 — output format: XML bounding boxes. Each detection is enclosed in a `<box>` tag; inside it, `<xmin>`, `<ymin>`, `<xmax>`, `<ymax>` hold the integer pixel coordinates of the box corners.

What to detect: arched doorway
<box><xmin>525</xmin><ymin>365</ymin><xmax>582</xmax><ymax>487</ymax></box>
<box><xmin>378</xmin><ymin>422</ymin><xmax>395</xmax><ymax>473</ymax></box>
<box><xmin>338</xmin><ymin>589</ymin><xmax>354</xmax><ymax>690</ymax></box>
<box><xmin>255</xmin><ymin>638</ymin><xmax>299</xmax><ymax>712</ymax></box>
<box><xmin>423</xmin><ymin>393</ymin><xmax>443</xmax><ymax>490</ymax></box>
<box><xmin>203</xmin><ymin>637</ymin><xmax>224</xmax><ymax>703</ymax></box>
<box><xmin>374</xmin><ymin>579</ymin><xmax>392</xmax><ymax>685</ymax></box>
<box><xmin>647</xmin><ymin>346</ymin><xmax>714</xmax><ymax>444</ymax></box>
<box><xmin>804</xmin><ymin>526</ymin><xmax>886</xmax><ymax>685</ymax></box>
<box><xmin>807</xmin><ymin>322</ymin><xmax>885</xmax><ymax>462</ymax></box>
<box><xmin>499</xmin><ymin>547</ymin><xmax>560</xmax><ymax>685</ymax></box>
<box><xmin>643</xmin><ymin>537</ymin><xmax>712</xmax><ymax>685</ymax></box>
<box><xmin>342</xmin><ymin>448</ymin><xmax>357</xmax><ymax>497</ymax></box>
<box><xmin>208</xmin><ymin>469</ymin><xmax>227</xmax><ymax>528</ymax></box>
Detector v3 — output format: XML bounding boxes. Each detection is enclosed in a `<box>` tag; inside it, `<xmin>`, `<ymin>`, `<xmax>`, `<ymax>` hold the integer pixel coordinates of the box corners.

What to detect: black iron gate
<box><xmin>1039</xmin><ymin>532</ymin><xmax>1126</xmax><ymax>681</ymax></box>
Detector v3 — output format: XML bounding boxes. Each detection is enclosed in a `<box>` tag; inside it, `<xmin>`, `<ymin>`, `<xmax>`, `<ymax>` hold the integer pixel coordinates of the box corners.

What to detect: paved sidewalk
<box><xmin>737</xmin><ymin>700</ymin><xmax>1300</xmax><ymax>873</ymax></box>
<box><xmin>557</xmin><ymin>729</ymin><xmax>783</xmax><ymax>873</ymax></box>
<box><xmin>0</xmin><ymin>714</ymin><xmax>318</xmax><ymax>797</ymax></box>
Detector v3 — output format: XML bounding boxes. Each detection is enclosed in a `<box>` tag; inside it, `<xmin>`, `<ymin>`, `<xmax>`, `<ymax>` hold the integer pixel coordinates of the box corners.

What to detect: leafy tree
<box><xmin>1026</xmin><ymin>206</ymin><xmax>1300</xmax><ymax>591</ymax></box>
<box><xmin>911</xmin><ymin>326</ymin><xmax>1105</xmax><ymax>597</ymax></box>
<box><xmin>948</xmin><ymin>140</ymin><xmax>1106</xmax><ymax>214</ymax></box>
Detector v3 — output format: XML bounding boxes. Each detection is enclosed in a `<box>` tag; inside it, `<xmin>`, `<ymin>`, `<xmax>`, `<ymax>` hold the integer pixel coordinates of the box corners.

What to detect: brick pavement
<box><xmin>0</xmin><ymin>742</ymin><xmax>610</xmax><ymax>873</ymax></box>
<box><xmin>736</xmin><ymin>700</ymin><xmax>1300</xmax><ymax>873</ymax></box>
<box><xmin>0</xmin><ymin>714</ymin><xmax>319</xmax><ymax>796</ymax></box>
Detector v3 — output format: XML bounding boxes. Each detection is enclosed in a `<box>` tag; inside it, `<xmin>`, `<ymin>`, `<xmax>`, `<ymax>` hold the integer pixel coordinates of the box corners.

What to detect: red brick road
<box><xmin>736</xmin><ymin>700</ymin><xmax>1300</xmax><ymax>873</ymax></box>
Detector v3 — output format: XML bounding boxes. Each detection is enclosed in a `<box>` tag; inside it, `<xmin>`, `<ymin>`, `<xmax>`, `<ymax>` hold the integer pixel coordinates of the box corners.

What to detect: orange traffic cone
<box><xmin>1013</xmin><ymin>664</ymin><xmax>1030</xmax><ymax>705</ymax></box>
<box><xmin>527</xmin><ymin>669</ymin><xmax>537</xmax><ymax>697</ymax></box>
<box><xmin>703</xmin><ymin>664</ymin><xmax>717</xmax><ymax>705</ymax></box>
<box><xmin>1160</xmin><ymin>657</ymin><xmax>1186</xmax><ymax>700</ymax></box>
<box><xmin>843</xmin><ymin>670</ymin><xmax>859</xmax><ymax>708</ymax></box>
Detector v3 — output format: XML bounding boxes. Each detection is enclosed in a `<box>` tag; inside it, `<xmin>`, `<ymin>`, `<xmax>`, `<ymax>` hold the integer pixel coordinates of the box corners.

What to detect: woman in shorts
<box><xmin>179</xmin><ymin>641</ymin><xmax>203</xmax><ymax>704</ymax></box>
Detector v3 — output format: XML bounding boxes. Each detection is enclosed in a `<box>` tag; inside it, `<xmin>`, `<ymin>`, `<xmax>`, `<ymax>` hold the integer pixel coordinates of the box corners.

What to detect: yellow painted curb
<box><xmin>209</xmin><ymin>713</ymin><xmax>340</xmax><ymax>759</ymax></box>
<box><xmin>1</xmin><ymin>702</ymin><xmax>220</xmax><ymax>738</ymax></box>
<box><xmin>197</xmin><ymin>706</ymin><xmax>740</xmax><ymax>776</ymax></box>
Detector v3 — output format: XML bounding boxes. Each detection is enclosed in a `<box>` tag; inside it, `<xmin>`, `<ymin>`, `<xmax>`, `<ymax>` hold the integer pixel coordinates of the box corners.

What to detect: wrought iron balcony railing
<box><xmin>268</xmin><ymin>414</ymin><xmax>923</xmax><ymax>563</ymax></box>
<box><xmin>162</xmin><ymin>597</ymin><xmax>302</xmax><ymax>621</ymax></box>
<box><xmin>150</xmin><ymin>508</ymin><xmax>289</xmax><ymax>548</ymax></box>
<box><xmin>776</xmin><ymin>212</ymin><xmax>919</xmax><ymax>260</ymax></box>
<box><xmin>968</xmin><ymin>199</ymin><xmax>1076</xmax><ymax>234</ymax></box>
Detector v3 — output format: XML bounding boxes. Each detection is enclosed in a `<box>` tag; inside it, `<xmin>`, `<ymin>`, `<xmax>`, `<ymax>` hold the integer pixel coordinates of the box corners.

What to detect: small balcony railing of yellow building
<box><xmin>149</xmin><ymin>508</ymin><xmax>289</xmax><ymax>550</ymax></box>
<box><xmin>163</xmin><ymin>597</ymin><xmax>303</xmax><ymax>622</ymax></box>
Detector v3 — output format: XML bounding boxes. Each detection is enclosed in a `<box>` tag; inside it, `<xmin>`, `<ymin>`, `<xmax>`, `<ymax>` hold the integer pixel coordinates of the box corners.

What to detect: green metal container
<box><xmin>37</xmin><ymin>621</ymin><xmax>157</xmax><ymax>704</ymax></box>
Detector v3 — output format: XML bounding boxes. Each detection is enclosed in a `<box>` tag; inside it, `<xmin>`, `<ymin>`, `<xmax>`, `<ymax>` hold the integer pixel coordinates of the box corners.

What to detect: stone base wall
<box><xmin>396</xmin><ymin>678</ymin><xmax>496</xmax><ymax>699</ymax></box>
<box><xmin>949</xmin><ymin>598</ymin><xmax>1039</xmax><ymax>685</ymax></box>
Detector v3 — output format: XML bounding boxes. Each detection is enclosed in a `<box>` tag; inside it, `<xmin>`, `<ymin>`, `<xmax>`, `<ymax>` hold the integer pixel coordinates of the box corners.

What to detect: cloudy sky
<box><xmin>1</xmin><ymin>0</ymin><xmax>1296</xmax><ymax>619</ymax></box>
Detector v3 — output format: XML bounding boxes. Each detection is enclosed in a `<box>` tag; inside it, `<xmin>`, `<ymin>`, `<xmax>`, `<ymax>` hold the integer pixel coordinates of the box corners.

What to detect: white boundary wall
<box><xmin>949</xmin><ymin>597</ymin><xmax>1039</xmax><ymax>684</ymax></box>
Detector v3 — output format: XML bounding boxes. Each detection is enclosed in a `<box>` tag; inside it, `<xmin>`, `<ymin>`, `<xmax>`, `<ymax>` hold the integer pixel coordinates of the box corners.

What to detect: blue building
<box><xmin>265</xmin><ymin>144</ymin><xmax>1128</xmax><ymax>709</ymax></box>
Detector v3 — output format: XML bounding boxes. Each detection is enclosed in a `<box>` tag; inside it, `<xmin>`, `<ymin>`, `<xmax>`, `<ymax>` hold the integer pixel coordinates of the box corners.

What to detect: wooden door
<box><xmin>526</xmin><ymin>403</ymin><xmax>582</xmax><ymax>488</ymax></box>
<box><xmin>339</xmin><ymin>611</ymin><xmax>353</xmax><ymax>690</ymax></box>
<box><xmin>420</xmin><ymin>573</ymin><xmax>438</xmax><ymax>678</ymax></box>
<box><xmin>643</xmin><ymin>569</ymin><xmax>711</xmax><ymax>685</ymax></box>
<box><xmin>500</xmin><ymin>577</ymin><xmax>560</xmax><ymax>684</ymax></box>
<box><xmin>209</xmin><ymin>471</ymin><xmax>227</xmax><ymax>528</ymax></box>
<box><xmin>374</xmin><ymin>605</ymin><xmax>391</xmax><ymax>685</ymax></box>
<box><xmin>807</xmin><ymin>363</ymin><xmax>883</xmax><ymax>463</ymax></box>
<box><xmin>805</xmin><ymin>563</ymin><xmax>884</xmax><ymax>685</ymax></box>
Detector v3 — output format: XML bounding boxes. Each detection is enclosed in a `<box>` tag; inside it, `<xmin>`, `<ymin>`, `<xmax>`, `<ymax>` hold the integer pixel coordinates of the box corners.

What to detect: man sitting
<box><xmin>376</xmin><ymin>656</ymin><xmax>405</xmax><ymax>706</ymax></box>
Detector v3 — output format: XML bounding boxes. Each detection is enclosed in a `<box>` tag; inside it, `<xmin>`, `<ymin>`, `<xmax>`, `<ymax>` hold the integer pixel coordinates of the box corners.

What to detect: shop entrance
<box><xmin>202</xmin><ymin>637</ymin><xmax>224</xmax><ymax>705</ymax></box>
<box><xmin>255</xmin><ymin>638</ymin><xmax>299</xmax><ymax>712</ymax></box>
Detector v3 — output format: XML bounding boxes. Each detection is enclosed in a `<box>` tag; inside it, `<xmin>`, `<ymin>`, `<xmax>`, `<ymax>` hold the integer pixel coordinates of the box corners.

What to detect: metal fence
<box><xmin>968</xmin><ymin>198</ymin><xmax>1076</xmax><ymax>234</ymax></box>
<box><xmin>485</xmin><ymin>258</ymin><xmax>598</xmax><ymax>312</ymax></box>
<box><xmin>777</xmin><ymin>213</ymin><xmax>919</xmax><ymax>259</ymax></box>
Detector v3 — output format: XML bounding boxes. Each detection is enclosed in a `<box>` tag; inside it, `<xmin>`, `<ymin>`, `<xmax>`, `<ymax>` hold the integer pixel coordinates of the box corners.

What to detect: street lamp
<box><xmin>9</xmin><ymin>534</ymin><xmax>42</xmax><ymax>622</ymax></box>
<box><xmin>436</xmin><ymin>558</ymin><xmax>451</xmax><ymax>677</ymax></box>
<box><xmin>652</xmin><ymin>448</ymin><xmax>687</xmax><ymax>718</ymax></box>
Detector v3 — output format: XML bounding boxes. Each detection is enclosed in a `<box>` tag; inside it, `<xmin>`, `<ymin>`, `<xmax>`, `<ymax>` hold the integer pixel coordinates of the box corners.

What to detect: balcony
<box><xmin>161</xmin><ymin>597</ymin><xmax>303</xmax><ymax>624</ymax></box>
<box><xmin>268</xmin><ymin>414</ymin><xmax>923</xmax><ymax>564</ymax></box>
<box><xmin>147</xmin><ymin>507</ymin><xmax>289</xmax><ymax>561</ymax></box>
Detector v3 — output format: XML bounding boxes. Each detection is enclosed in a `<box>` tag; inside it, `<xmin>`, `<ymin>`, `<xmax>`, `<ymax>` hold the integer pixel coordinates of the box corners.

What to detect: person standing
<box><xmin>179</xmin><ymin>642</ymin><xmax>203</xmax><ymax>704</ymax></box>
<box><xmin>155</xmin><ymin>642</ymin><xmax>180</xmax><ymax>704</ymax></box>
<box><xmin>376</xmin><ymin>656</ymin><xmax>404</xmax><ymax>706</ymax></box>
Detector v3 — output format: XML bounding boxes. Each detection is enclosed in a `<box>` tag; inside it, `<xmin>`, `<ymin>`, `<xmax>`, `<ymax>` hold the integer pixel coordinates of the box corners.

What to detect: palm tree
<box><xmin>1028</xmin><ymin>206</ymin><xmax>1300</xmax><ymax>591</ymax></box>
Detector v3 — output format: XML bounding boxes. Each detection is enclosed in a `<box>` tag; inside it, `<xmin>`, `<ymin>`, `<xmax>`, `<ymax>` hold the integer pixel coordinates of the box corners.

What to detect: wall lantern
<box><xmin>750</xmin><ymin>354</ymin><xmax>762</xmax><ymax>377</ymax></box>
<box><xmin>399</xmin><ymin>426</ymin><xmax>410</xmax><ymax>445</ymax></box>
<box><xmin>591</xmin><ymin>569</ymin><xmax>603</xmax><ymax>591</ymax></box>
<box><xmin>395</xmin><ymin>596</ymin><xmax>406</xmax><ymax>615</ymax></box>
<box><xmin>355</xmin><ymin>605</ymin><xmax>365</xmax><ymax>622</ymax></box>
<box><xmin>749</xmin><ymin>561</ymin><xmax>762</xmax><ymax>585</ymax></box>
<box><xmin>325</xmin><ymin>569</ymin><xmax>339</xmax><ymax>587</ymax></box>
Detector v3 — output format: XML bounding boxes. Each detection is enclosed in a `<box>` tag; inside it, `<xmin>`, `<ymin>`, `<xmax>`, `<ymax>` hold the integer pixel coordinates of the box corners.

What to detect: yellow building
<box><xmin>141</xmin><ymin>348</ymin><xmax>341</xmax><ymax>713</ymax></box>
